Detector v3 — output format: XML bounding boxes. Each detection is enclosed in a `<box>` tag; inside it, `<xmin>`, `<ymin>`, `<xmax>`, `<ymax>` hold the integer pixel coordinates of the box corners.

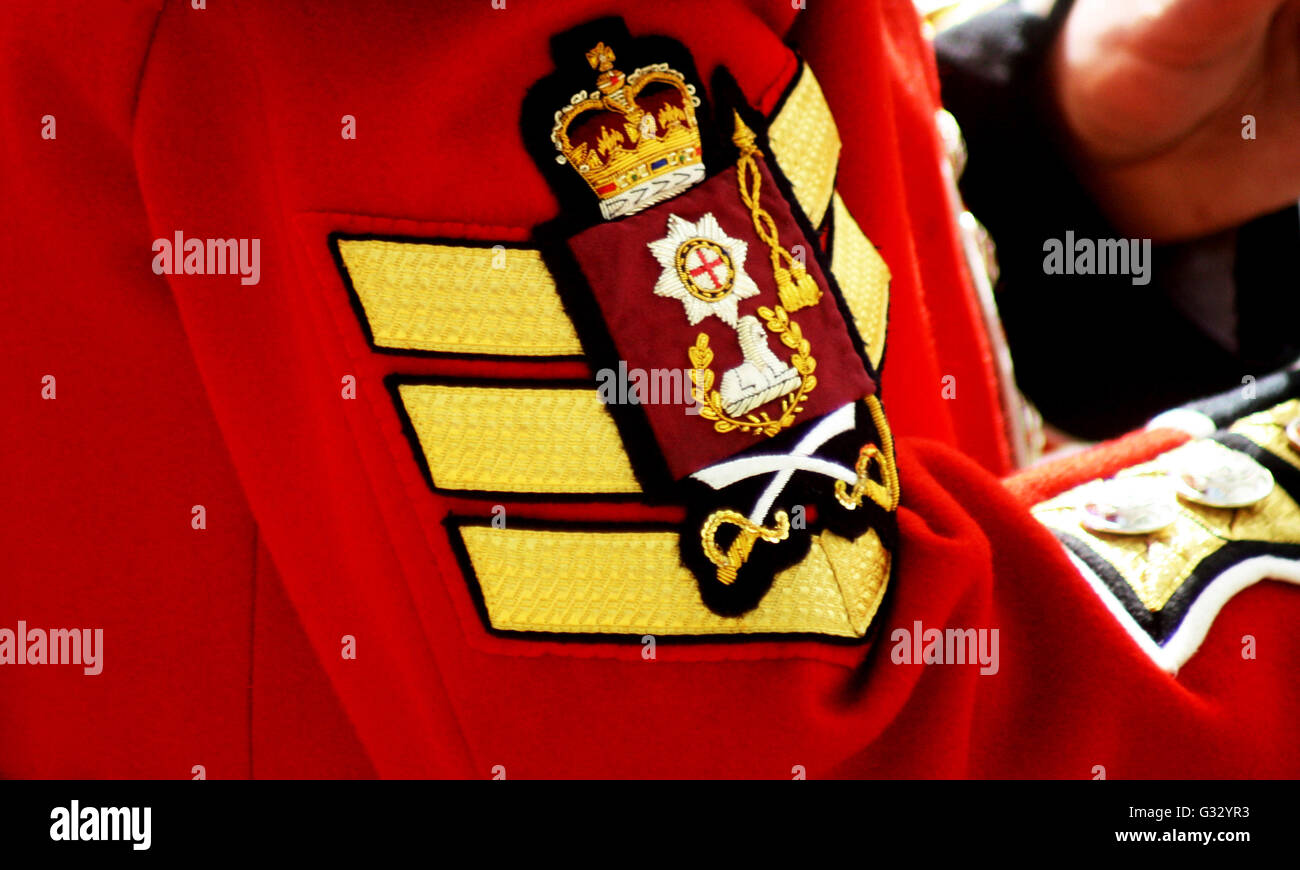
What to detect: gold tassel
<box><xmin>774</xmin><ymin>263</ymin><xmax>798</xmax><ymax>311</ymax></box>
<box><xmin>791</xmin><ymin>261</ymin><xmax>822</xmax><ymax>309</ymax></box>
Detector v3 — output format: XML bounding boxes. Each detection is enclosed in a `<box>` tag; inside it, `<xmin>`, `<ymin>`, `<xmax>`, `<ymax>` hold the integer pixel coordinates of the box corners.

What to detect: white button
<box><xmin>1079</xmin><ymin>477</ymin><xmax>1178</xmax><ymax>535</ymax></box>
<box><xmin>1173</xmin><ymin>450</ymin><xmax>1274</xmax><ymax>509</ymax></box>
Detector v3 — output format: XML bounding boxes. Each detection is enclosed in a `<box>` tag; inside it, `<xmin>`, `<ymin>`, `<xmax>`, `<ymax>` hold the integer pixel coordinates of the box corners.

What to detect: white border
<box><xmin>1065</xmin><ymin>547</ymin><xmax>1300</xmax><ymax>673</ymax></box>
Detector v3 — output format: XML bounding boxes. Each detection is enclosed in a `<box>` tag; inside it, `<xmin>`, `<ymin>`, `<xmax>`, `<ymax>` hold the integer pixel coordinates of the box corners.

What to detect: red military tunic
<box><xmin>3</xmin><ymin>0</ymin><xmax>1298</xmax><ymax>778</ymax></box>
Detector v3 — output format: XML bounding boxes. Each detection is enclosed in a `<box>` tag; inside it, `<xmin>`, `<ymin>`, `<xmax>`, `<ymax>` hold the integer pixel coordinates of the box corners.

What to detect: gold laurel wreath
<box><xmin>687</xmin><ymin>304</ymin><xmax>817</xmax><ymax>437</ymax></box>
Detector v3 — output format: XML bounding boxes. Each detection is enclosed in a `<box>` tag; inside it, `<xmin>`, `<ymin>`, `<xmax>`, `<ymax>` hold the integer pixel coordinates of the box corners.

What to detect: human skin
<box><xmin>1052</xmin><ymin>0</ymin><xmax>1300</xmax><ymax>242</ymax></box>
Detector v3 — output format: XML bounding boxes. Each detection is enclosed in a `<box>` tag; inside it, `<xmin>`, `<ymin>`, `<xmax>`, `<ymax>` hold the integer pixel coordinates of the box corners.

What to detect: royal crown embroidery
<box><xmin>551</xmin><ymin>42</ymin><xmax>705</xmax><ymax>220</ymax></box>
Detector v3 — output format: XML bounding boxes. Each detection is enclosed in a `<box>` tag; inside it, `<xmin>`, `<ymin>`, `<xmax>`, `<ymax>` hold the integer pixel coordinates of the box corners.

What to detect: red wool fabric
<box><xmin>1003</xmin><ymin>427</ymin><xmax>1194</xmax><ymax>508</ymax></box>
<box><xmin>2</xmin><ymin>0</ymin><xmax>1298</xmax><ymax>779</ymax></box>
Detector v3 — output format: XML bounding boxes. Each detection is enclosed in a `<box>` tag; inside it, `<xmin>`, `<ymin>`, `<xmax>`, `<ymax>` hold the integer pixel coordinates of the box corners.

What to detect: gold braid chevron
<box><xmin>687</xmin><ymin>304</ymin><xmax>817</xmax><ymax>437</ymax></box>
<box><xmin>459</xmin><ymin>524</ymin><xmax>884</xmax><ymax>637</ymax></box>
<box><xmin>733</xmin><ymin>112</ymin><xmax>823</xmax><ymax>312</ymax></box>
<box><xmin>835</xmin><ymin>396</ymin><xmax>901</xmax><ymax>512</ymax></box>
<box><xmin>701</xmin><ymin>509</ymin><xmax>792</xmax><ymax>585</ymax></box>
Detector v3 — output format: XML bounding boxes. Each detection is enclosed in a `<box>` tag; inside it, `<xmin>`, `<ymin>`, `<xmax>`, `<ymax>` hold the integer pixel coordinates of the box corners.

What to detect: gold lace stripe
<box><xmin>457</xmin><ymin>525</ymin><xmax>888</xmax><ymax>637</ymax></box>
<box><xmin>397</xmin><ymin>383</ymin><xmax>639</xmax><ymax>494</ymax></box>
<box><xmin>336</xmin><ymin>238</ymin><xmax>582</xmax><ymax>357</ymax></box>
<box><xmin>767</xmin><ymin>65</ymin><xmax>841</xmax><ymax>227</ymax></box>
<box><xmin>830</xmin><ymin>193</ymin><xmax>892</xmax><ymax>369</ymax></box>
<box><xmin>1033</xmin><ymin>437</ymin><xmax>1300</xmax><ymax>611</ymax></box>
<box><xmin>1229</xmin><ymin>398</ymin><xmax>1300</xmax><ymax>474</ymax></box>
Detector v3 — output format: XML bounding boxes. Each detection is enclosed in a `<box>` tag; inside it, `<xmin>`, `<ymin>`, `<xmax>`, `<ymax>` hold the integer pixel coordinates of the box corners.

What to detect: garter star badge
<box><xmin>522</xmin><ymin>17</ymin><xmax>898</xmax><ymax>616</ymax></box>
<box><xmin>651</xmin><ymin>214</ymin><xmax>756</xmax><ymax>324</ymax></box>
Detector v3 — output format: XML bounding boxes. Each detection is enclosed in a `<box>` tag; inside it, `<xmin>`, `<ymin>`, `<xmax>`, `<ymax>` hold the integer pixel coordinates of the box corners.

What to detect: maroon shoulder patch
<box><xmin>569</xmin><ymin>157</ymin><xmax>874</xmax><ymax>478</ymax></box>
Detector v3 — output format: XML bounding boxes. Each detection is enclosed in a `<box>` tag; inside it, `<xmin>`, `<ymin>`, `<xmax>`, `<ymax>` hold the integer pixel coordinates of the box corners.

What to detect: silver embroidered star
<box><xmin>647</xmin><ymin>213</ymin><xmax>760</xmax><ymax>326</ymax></box>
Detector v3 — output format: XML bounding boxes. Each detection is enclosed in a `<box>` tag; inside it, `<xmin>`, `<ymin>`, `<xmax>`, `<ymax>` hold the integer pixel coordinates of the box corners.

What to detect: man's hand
<box><xmin>1052</xmin><ymin>0</ymin><xmax>1300</xmax><ymax>241</ymax></box>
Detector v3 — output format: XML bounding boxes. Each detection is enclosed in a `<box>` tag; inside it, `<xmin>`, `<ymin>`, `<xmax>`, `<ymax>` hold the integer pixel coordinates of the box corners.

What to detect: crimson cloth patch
<box><xmin>568</xmin><ymin>159</ymin><xmax>875</xmax><ymax>479</ymax></box>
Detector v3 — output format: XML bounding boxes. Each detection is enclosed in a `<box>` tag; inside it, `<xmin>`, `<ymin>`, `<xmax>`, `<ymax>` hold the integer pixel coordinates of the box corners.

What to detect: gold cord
<box><xmin>701</xmin><ymin>509</ymin><xmax>792</xmax><ymax>585</ymax></box>
<box><xmin>732</xmin><ymin>112</ymin><xmax>822</xmax><ymax>311</ymax></box>
<box><xmin>835</xmin><ymin>396</ymin><xmax>901</xmax><ymax>512</ymax></box>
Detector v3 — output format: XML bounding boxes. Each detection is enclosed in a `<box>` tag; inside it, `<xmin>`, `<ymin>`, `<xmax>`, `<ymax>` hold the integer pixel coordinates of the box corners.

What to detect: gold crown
<box><xmin>551</xmin><ymin>42</ymin><xmax>705</xmax><ymax>219</ymax></box>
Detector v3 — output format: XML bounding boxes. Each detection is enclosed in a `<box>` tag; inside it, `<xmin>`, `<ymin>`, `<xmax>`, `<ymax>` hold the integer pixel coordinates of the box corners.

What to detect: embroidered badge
<box><xmin>523</xmin><ymin>17</ymin><xmax>898</xmax><ymax>615</ymax></box>
<box><xmin>564</xmin><ymin>155</ymin><xmax>873</xmax><ymax>478</ymax></box>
